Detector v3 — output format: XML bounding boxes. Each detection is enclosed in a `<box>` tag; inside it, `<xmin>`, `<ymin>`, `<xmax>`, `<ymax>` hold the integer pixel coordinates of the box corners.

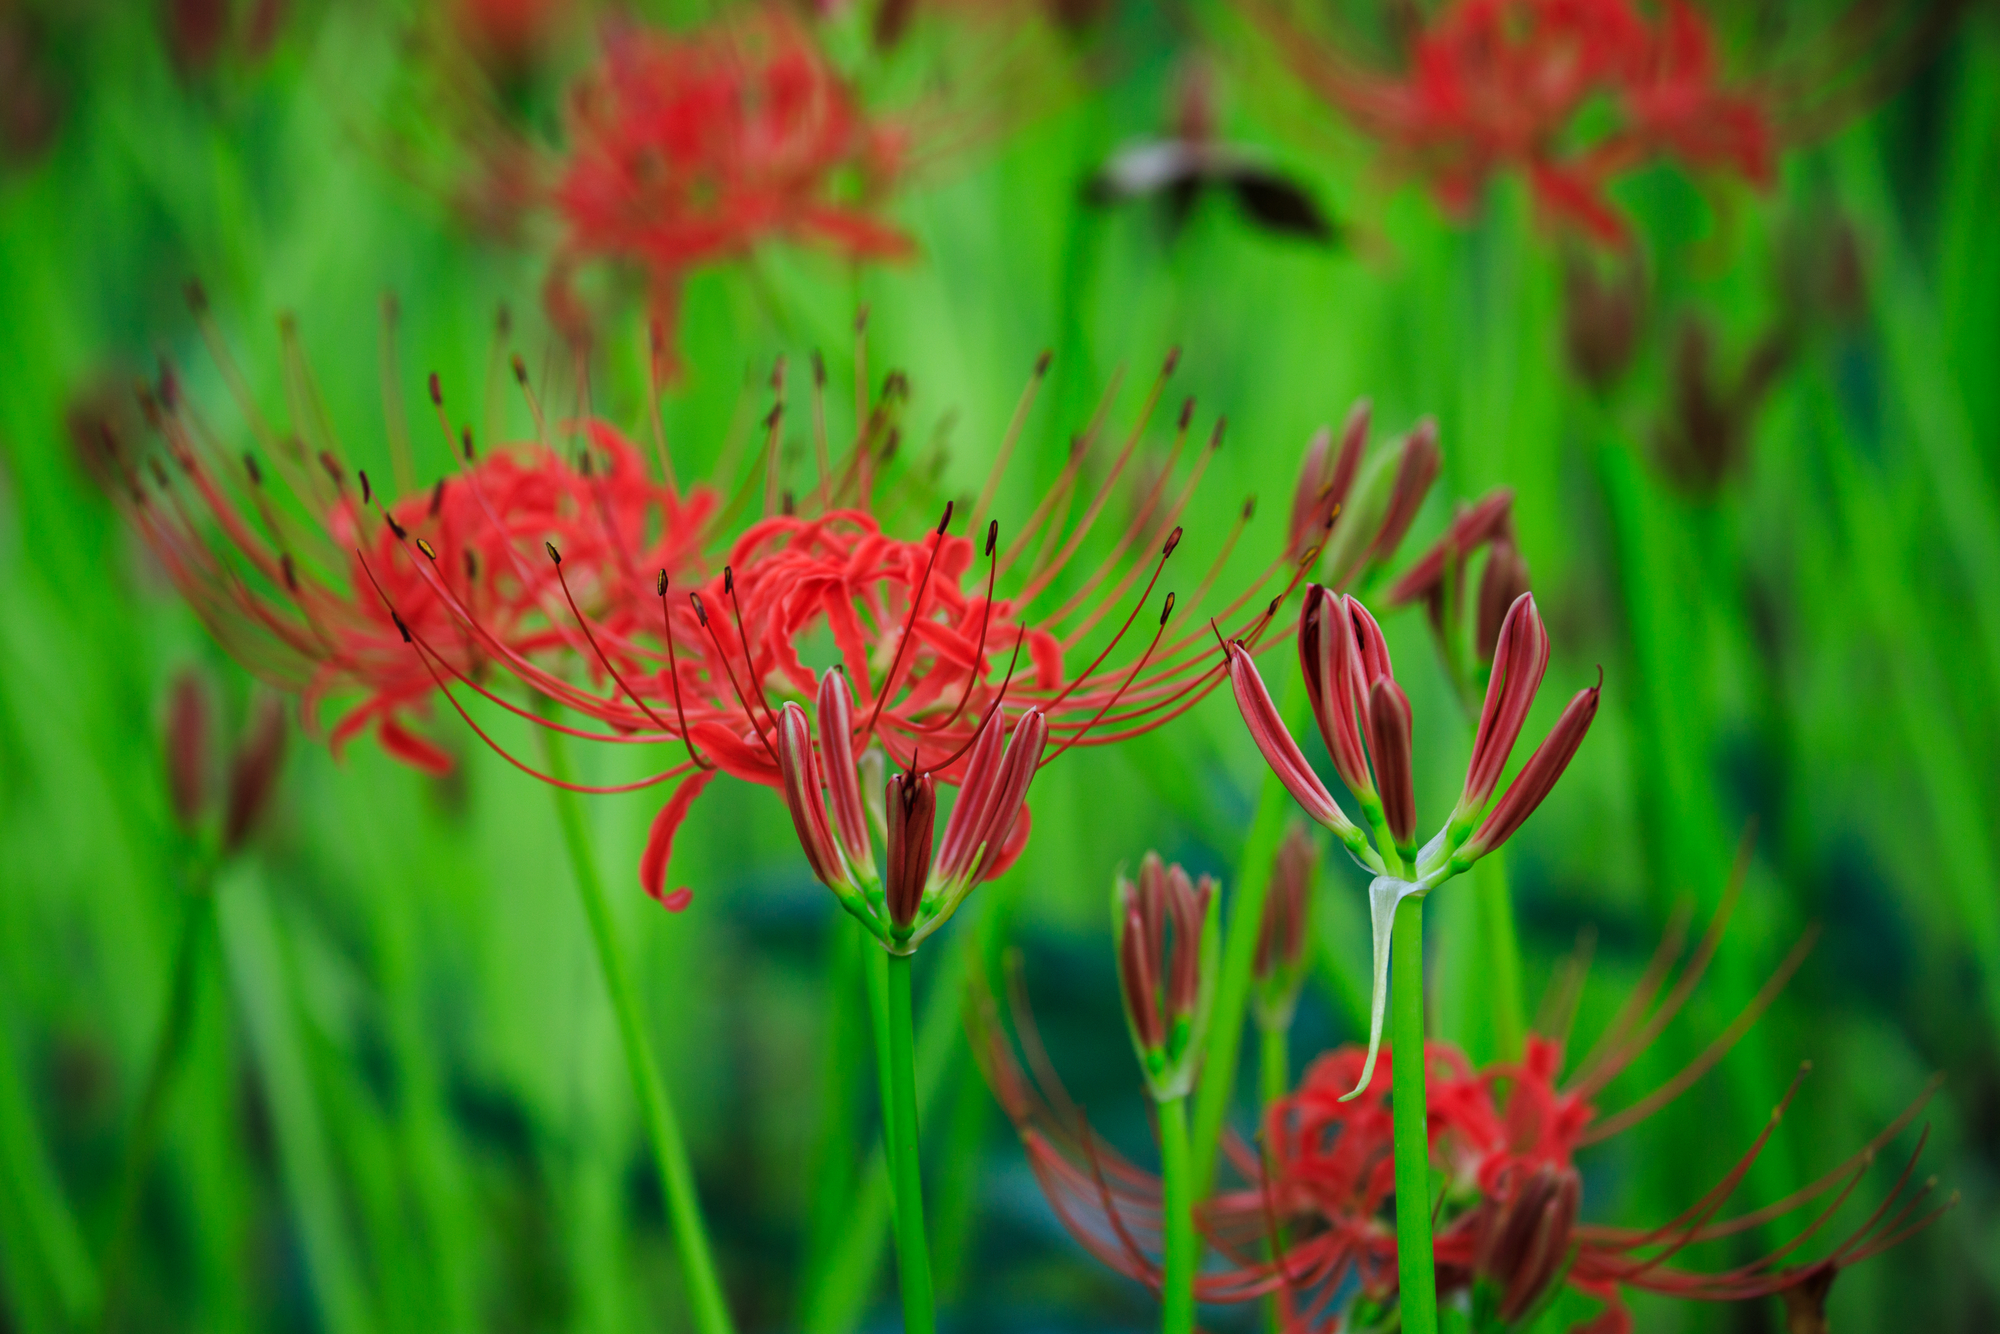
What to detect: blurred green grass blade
<box><xmin>215</xmin><ymin>863</ymin><xmax>375</xmax><ymax>1334</ymax></box>
<box><xmin>800</xmin><ymin>921</ymin><xmax>867</xmax><ymax>1308</ymax></box>
<box><xmin>0</xmin><ymin>1008</ymin><xmax>98</xmax><ymax>1328</ymax></box>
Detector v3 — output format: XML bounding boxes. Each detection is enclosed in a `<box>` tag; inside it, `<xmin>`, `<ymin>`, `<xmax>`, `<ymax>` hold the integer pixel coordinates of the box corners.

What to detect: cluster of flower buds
<box><xmin>1654</xmin><ymin>316</ymin><xmax>1792</xmax><ymax>496</ymax></box>
<box><xmin>1252</xmin><ymin>823</ymin><xmax>1316</xmax><ymax>1032</ymax></box>
<box><xmin>1226</xmin><ymin>587</ymin><xmax>1599</xmax><ymax>1094</ymax></box>
<box><xmin>1287</xmin><ymin>401</ymin><xmax>1440</xmax><ymax>592</ymax></box>
<box><xmin>1562</xmin><ymin>251</ymin><xmax>1646</xmax><ymax>393</ymax></box>
<box><xmin>163</xmin><ymin>671</ymin><xmax>288</xmax><ymax>858</ymax></box>
<box><xmin>1112</xmin><ymin>853</ymin><xmax>1218</xmax><ymax>1103</ymax></box>
<box><xmin>1466</xmin><ymin>1160</ymin><xmax>1581</xmax><ymax>1326</ymax></box>
<box><xmin>778</xmin><ymin>667</ymin><xmax>1045</xmax><ymax>952</ymax></box>
<box><xmin>1384</xmin><ymin>489</ymin><xmax>1530</xmax><ymax>700</ymax></box>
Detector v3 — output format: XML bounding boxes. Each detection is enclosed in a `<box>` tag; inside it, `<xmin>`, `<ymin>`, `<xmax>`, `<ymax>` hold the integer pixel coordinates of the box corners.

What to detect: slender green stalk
<box><xmin>865</xmin><ymin>940</ymin><xmax>897</xmax><ymax>1220</ymax></box>
<box><xmin>1157</xmin><ymin>1095</ymin><xmax>1197</xmax><ymax>1334</ymax></box>
<box><xmin>883</xmin><ymin>953</ymin><xmax>935</xmax><ymax>1334</ymax></box>
<box><xmin>1470</xmin><ymin>855</ymin><xmax>1525</xmax><ymax>1063</ymax></box>
<box><xmin>1257</xmin><ymin>1023</ymin><xmax>1287</xmax><ymax>1113</ymax></box>
<box><xmin>541</xmin><ymin>729</ymin><xmax>733</xmax><ymax>1334</ymax></box>
<box><xmin>98</xmin><ymin>884</ymin><xmax>212</xmax><ymax>1332</ymax></box>
<box><xmin>1190</xmin><ymin>764</ymin><xmax>1293</xmax><ymax>1190</ymax></box>
<box><xmin>1390</xmin><ymin>897</ymin><xmax>1437</xmax><ymax>1334</ymax></box>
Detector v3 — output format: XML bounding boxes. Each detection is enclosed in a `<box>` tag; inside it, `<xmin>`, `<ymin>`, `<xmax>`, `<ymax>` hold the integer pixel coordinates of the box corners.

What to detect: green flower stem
<box><xmin>1157</xmin><ymin>1094</ymin><xmax>1197</xmax><ymax>1334</ymax></box>
<box><xmin>1471</xmin><ymin>855</ymin><xmax>1525</xmax><ymax>1062</ymax></box>
<box><xmin>883</xmin><ymin>952</ymin><xmax>935</xmax><ymax>1334</ymax></box>
<box><xmin>542</xmin><ymin>729</ymin><xmax>733</xmax><ymax>1334</ymax></box>
<box><xmin>1390</xmin><ymin>896</ymin><xmax>1437</xmax><ymax>1334</ymax></box>
<box><xmin>865</xmin><ymin>942</ymin><xmax>897</xmax><ymax>1220</ymax></box>
<box><xmin>1190</xmin><ymin>762</ymin><xmax>1293</xmax><ymax>1191</ymax></box>
<box><xmin>98</xmin><ymin>878</ymin><xmax>212</xmax><ymax>1332</ymax></box>
<box><xmin>1257</xmin><ymin>1022</ymin><xmax>1287</xmax><ymax>1112</ymax></box>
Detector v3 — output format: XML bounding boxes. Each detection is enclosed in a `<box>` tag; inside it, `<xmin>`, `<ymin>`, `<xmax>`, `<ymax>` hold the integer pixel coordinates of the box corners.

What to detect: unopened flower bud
<box><xmin>165</xmin><ymin>672</ymin><xmax>210</xmax><ymax>833</ymax></box>
<box><xmin>221</xmin><ymin>696</ymin><xmax>286</xmax><ymax>852</ymax></box>
<box><xmin>1112</xmin><ymin>852</ymin><xmax>1218</xmax><ymax>1100</ymax></box>
<box><xmin>1475</xmin><ymin>540</ymin><xmax>1532</xmax><ymax>666</ymax></box>
<box><xmin>885</xmin><ymin>771</ymin><xmax>936</xmax><ymax>934</ymax></box>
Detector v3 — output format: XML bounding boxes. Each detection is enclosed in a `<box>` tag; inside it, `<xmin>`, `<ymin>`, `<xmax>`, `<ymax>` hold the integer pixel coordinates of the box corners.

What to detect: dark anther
<box><xmin>1267</xmin><ymin>597</ymin><xmax>1280</xmax><ymax>615</ymax></box>
<box><xmin>1163</xmin><ymin>526</ymin><xmax>1183</xmax><ymax>557</ymax></box>
<box><xmin>1035</xmin><ymin>349</ymin><xmax>1052</xmax><ymax>376</ymax></box>
<box><xmin>392</xmin><ymin>611</ymin><xmax>411</xmax><ymax>642</ymax></box>
<box><xmin>782</xmin><ymin>490</ymin><xmax>796</xmax><ymax>516</ymax></box>
<box><xmin>1242</xmin><ymin>497</ymin><xmax>1256</xmax><ymax>520</ymax></box>
<box><xmin>496</xmin><ymin>304</ymin><xmax>512</xmax><ymax>335</ymax></box>
<box><xmin>985</xmin><ymin>520</ymin><xmax>998</xmax><ymax>557</ymax></box>
<box><xmin>812</xmin><ymin>350</ymin><xmax>826</xmax><ymax>385</ymax></box>
<box><xmin>1210</xmin><ymin>417</ymin><xmax>1227</xmax><ymax>449</ymax></box>
<box><xmin>691</xmin><ymin>592</ymin><xmax>709</xmax><ymax>626</ymax></box>
<box><xmin>1163</xmin><ymin>346</ymin><xmax>1182</xmax><ymax>376</ymax></box>
<box><xmin>882</xmin><ymin>428</ymin><xmax>900</xmax><ymax>462</ymax></box>
<box><xmin>158</xmin><ymin>363</ymin><xmax>181</xmax><ymax>408</ymax></box>
<box><xmin>416</xmin><ymin>538</ymin><xmax>437</xmax><ymax>560</ymax></box>
<box><xmin>359</xmin><ymin>470</ymin><xmax>372</xmax><ymax>505</ymax></box>
<box><xmin>511</xmin><ymin>354</ymin><xmax>528</xmax><ymax>385</ymax></box>
<box><xmin>578</xmin><ymin>450</ymin><xmax>593</xmax><ymax>477</ymax></box>
<box><xmin>461</xmin><ymin>427</ymin><xmax>474</xmax><ymax>460</ymax></box>
<box><xmin>936</xmin><ymin>500</ymin><xmax>954</xmax><ymax>536</ymax></box>
<box><xmin>244</xmin><ymin>453</ymin><xmax>262</xmax><ymax>485</ymax></box>
<box><xmin>429</xmin><ymin>478</ymin><xmax>446</xmax><ymax>517</ymax></box>
<box><xmin>281</xmin><ymin>554</ymin><xmax>298</xmax><ymax>591</ymax></box>
<box><xmin>1178</xmin><ymin>398</ymin><xmax>1195</xmax><ymax>430</ymax></box>
<box><xmin>723</xmin><ymin>565</ymin><xmax>734</xmax><ymax>595</ymax></box>
<box><xmin>319</xmin><ymin>451</ymin><xmax>344</xmax><ymax>486</ymax></box>
<box><xmin>1161</xmin><ymin>592</ymin><xmax>1176</xmax><ymax>625</ymax></box>
<box><xmin>427</xmin><ymin>372</ymin><xmax>442</xmax><ymax>405</ymax></box>
<box><xmin>386</xmin><ymin>514</ymin><xmax>407</xmax><ymax>540</ymax></box>
<box><xmin>184</xmin><ymin>279</ymin><xmax>208</xmax><ymax>313</ymax></box>
<box><xmin>545</xmin><ymin>541</ymin><xmax>562</xmax><ymax>566</ymax></box>
<box><xmin>656</xmin><ymin>569</ymin><xmax>668</xmax><ymax>597</ymax></box>
<box><xmin>463</xmin><ymin>551</ymin><xmax>478</xmax><ymax>581</ymax></box>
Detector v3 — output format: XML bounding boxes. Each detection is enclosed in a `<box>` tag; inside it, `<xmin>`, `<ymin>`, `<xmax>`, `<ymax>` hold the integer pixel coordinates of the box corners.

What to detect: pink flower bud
<box><xmin>1286</xmin><ymin>400</ymin><xmax>1370</xmax><ymax>560</ymax></box>
<box><xmin>777</xmin><ymin>701</ymin><xmax>847</xmax><ymax>889</ymax></box>
<box><xmin>1475</xmin><ymin>540</ymin><xmax>1532</xmax><ymax>665</ymax></box>
<box><xmin>165</xmin><ymin>672</ymin><xmax>210</xmax><ymax>833</ymax></box>
<box><xmin>1366</xmin><ymin>419</ymin><xmax>1440</xmax><ymax>567</ymax></box>
<box><xmin>1117</xmin><ymin>886</ymin><xmax>1165</xmax><ymax>1051</ymax></box>
<box><xmin>221</xmin><ymin>697</ymin><xmax>286</xmax><ymax>852</ymax></box>
<box><xmin>1460</xmin><ymin>593</ymin><xmax>1550</xmax><ymax>817</ymax></box>
<box><xmin>1364</xmin><ymin>678</ymin><xmax>1416</xmax><ymax>851</ymax></box>
<box><xmin>1226</xmin><ymin>642</ymin><xmax>1364</xmax><ymax>845</ymax></box>
<box><xmin>934</xmin><ymin>706</ymin><xmax>1006</xmax><ymax>883</ymax></box>
<box><xmin>1255</xmin><ymin>823</ymin><xmax>1315</xmax><ymax>984</ymax></box>
<box><xmin>971</xmin><ymin>710</ymin><xmax>1046</xmax><ymax>882</ymax></box>
<box><xmin>1299</xmin><ymin>585</ymin><xmax>1371</xmax><ymax>797</ymax></box>
<box><xmin>1164</xmin><ymin>864</ymin><xmax>1212</xmax><ymax>1021</ymax></box>
<box><xmin>815</xmin><ymin>670</ymin><xmax>872</xmax><ymax>874</ymax></box>
<box><xmin>1384</xmin><ymin>489</ymin><xmax>1514</xmax><ymax>608</ymax></box>
<box><xmin>1465</xmin><ymin>673</ymin><xmax>1600</xmax><ymax>859</ymax></box>
<box><xmin>885</xmin><ymin>771</ymin><xmax>936</xmax><ymax>931</ymax></box>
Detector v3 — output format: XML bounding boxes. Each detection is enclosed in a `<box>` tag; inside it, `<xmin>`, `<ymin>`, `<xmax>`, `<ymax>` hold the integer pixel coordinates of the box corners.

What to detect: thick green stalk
<box><xmin>1470</xmin><ymin>855</ymin><xmax>1525</xmax><ymax>1062</ymax></box>
<box><xmin>98</xmin><ymin>884</ymin><xmax>212</xmax><ymax>1332</ymax></box>
<box><xmin>1157</xmin><ymin>1095</ymin><xmax>1197</xmax><ymax>1334</ymax></box>
<box><xmin>883</xmin><ymin>953</ymin><xmax>935</xmax><ymax>1334</ymax></box>
<box><xmin>866</xmin><ymin>941</ymin><xmax>897</xmax><ymax>1215</ymax></box>
<box><xmin>1390</xmin><ymin>897</ymin><xmax>1437</xmax><ymax>1334</ymax></box>
<box><xmin>1189</xmin><ymin>764</ymin><xmax>1293</xmax><ymax>1191</ymax></box>
<box><xmin>541</xmin><ymin>730</ymin><xmax>733</xmax><ymax>1334</ymax></box>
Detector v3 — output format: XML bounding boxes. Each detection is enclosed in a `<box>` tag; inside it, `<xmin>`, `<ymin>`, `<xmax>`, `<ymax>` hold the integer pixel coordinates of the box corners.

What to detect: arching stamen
<box><xmin>1040</xmin><ymin>594</ymin><xmax>1173</xmax><ymax>769</ymax></box>
<box><xmin>655</xmin><ymin>572</ymin><xmax>711</xmax><ymax>770</ymax></box>
<box><xmin>544</xmin><ymin>543</ymin><xmax>677</xmax><ymax>734</ymax></box>
<box><xmin>723</xmin><ymin>565</ymin><xmax>783</xmax><ymax>740</ymax></box>
<box><xmin>917</xmin><ymin>628</ymin><xmax>1027</xmax><ymax>775</ymax></box>
<box><xmin>510</xmin><ymin>355</ymin><xmax>552</xmax><ymax>451</ymax></box>
<box><xmin>691</xmin><ymin>590</ymin><xmax>778</xmax><ymax>764</ymax></box>
<box><xmin>764</xmin><ymin>357</ymin><xmax>785</xmax><ymax>517</ymax></box>
<box><xmin>863</xmin><ymin>502</ymin><xmax>955</xmax><ymax>737</ymax></box>
<box><xmin>810</xmin><ymin>349</ymin><xmax>832</xmax><ymax>511</ymax></box>
<box><xmin>644</xmin><ymin>318</ymin><xmax>679</xmax><ymax>489</ymax></box>
<box><xmin>969</xmin><ymin>350</ymin><xmax>1051</xmax><ymax>539</ymax></box>
<box><xmin>921</xmin><ymin>519</ymin><xmax>1000</xmax><ymax>734</ymax></box>
<box><xmin>1042</xmin><ymin>527</ymin><xmax>1181</xmax><ymax>714</ymax></box>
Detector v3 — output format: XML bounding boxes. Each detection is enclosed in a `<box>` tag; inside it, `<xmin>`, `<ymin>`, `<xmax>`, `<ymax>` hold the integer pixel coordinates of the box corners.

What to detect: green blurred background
<box><xmin>1</xmin><ymin>2</ymin><xmax>1996</xmax><ymax>1330</ymax></box>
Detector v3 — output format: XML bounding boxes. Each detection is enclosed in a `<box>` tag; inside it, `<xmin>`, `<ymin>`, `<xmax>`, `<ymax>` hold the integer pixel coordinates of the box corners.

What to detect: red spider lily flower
<box><xmin>974</xmin><ymin>867</ymin><xmax>1950</xmax><ymax>1334</ymax></box>
<box><xmin>546</xmin><ymin>10</ymin><xmax>911</xmax><ymax>357</ymax></box>
<box><xmin>1253</xmin><ymin>822</ymin><xmax>1316</xmax><ymax>1031</ymax></box>
<box><xmin>1250</xmin><ymin>0</ymin><xmax>1775</xmax><ymax>247</ymax></box>
<box><xmin>1226</xmin><ymin>585</ymin><xmax>1599</xmax><ymax>1094</ymax></box>
<box><xmin>121</xmin><ymin>299</ymin><xmax>1323</xmax><ymax>905</ymax></box>
<box><xmin>775</xmin><ymin>666</ymin><xmax>1046</xmax><ymax>951</ymax></box>
<box><xmin>1114</xmin><ymin>853</ymin><xmax>1219</xmax><ymax>1101</ymax></box>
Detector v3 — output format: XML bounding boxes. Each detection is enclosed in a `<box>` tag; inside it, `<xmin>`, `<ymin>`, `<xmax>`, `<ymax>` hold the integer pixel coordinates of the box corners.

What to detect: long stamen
<box><xmin>916</xmin><ymin>629</ymin><xmax>1027</xmax><ymax>775</ymax></box>
<box><xmin>645</xmin><ymin>318</ymin><xmax>679</xmax><ymax>489</ymax></box>
<box><xmin>969</xmin><ymin>350</ymin><xmax>1051</xmax><ymax>538</ymax></box>
<box><xmin>810</xmin><ymin>350</ymin><xmax>832</xmax><ymax>511</ymax></box>
<box><xmin>657</xmin><ymin>572</ymin><xmax>712</xmax><ymax>770</ymax></box>
<box><xmin>723</xmin><ymin>564</ymin><xmax>783</xmax><ymax>739</ymax></box>
<box><xmin>1042</xmin><ymin>527</ymin><xmax>1181</xmax><ymax>713</ymax></box>
<box><xmin>921</xmin><ymin>520</ymin><xmax>1000</xmax><ymax>734</ymax></box>
<box><xmin>863</xmin><ymin>502</ymin><xmax>955</xmax><ymax>737</ymax></box>
<box><xmin>691</xmin><ymin>590</ymin><xmax>779</xmax><ymax>764</ymax></box>
<box><xmin>1039</xmin><ymin>593</ymin><xmax>1174</xmax><ymax>768</ymax></box>
<box><xmin>544</xmin><ymin>543</ymin><xmax>675</xmax><ymax>732</ymax></box>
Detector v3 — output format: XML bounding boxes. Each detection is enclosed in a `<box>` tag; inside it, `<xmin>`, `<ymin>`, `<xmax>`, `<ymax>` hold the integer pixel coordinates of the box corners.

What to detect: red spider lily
<box><xmin>1250</xmin><ymin>0</ymin><xmax>1775</xmax><ymax>246</ymax></box>
<box><xmin>1227</xmin><ymin>585</ymin><xmax>1599</xmax><ymax>1093</ymax></box>
<box><xmin>120</xmin><ymin>300</ymin><xmax>1320</xmax><ymax>904</ymax></box>
<box><xmin>1382</xmin><ymin>487</ymin><xmax>1532</xmax><ymax>687</ymax></box>
<box><xmin>972</xmin><ymin>866</ymin><xmax>1949</xmax><ymax>1333</ymax></box>
<box><xmin>546</xmin><ymin>9</ymin><xmax>911</xmax><ymax>354</ymax></box>
<box><xmin>1114</xmin><ymin>853</ymin><xmax>1219</xmax><ymax>1101</ymax></box>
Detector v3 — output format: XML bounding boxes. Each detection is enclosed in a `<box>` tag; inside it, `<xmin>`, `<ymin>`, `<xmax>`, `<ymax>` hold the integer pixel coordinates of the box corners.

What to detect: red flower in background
<box><xmin>547</xmin><ymin>10</ymin><xmax>911</xmax><ymax>352</ymax></box>
<box><xmin>974</xmin><ymin>861</ymin><xmax>1949</xmax><ymax>1331</ymax></box>
<box><xmin>1252</xmin><ymin>0</ymin><xmax>1773</xmax><ymax>245</ymax></box>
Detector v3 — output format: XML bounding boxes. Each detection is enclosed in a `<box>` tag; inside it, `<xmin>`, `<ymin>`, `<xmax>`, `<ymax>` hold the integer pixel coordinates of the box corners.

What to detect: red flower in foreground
<box><xmin>119</xmin><ymin>300</ymin><xmax>1376</xmax><ymax>903</ymax></box>
<box><xmin>1251</xmin><ymin>0</ymin><xmax>1773</xmax><ymax>245</ymax></box>
<box><xmin>547</xmin><ymin>10</ymin><xmax>911</xmax><ymax>350</ymax></box>
<box><xmin>973</xmin><ymin>868</ymin><xmax>1949</xmax><ymax>1332</ymax></box>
